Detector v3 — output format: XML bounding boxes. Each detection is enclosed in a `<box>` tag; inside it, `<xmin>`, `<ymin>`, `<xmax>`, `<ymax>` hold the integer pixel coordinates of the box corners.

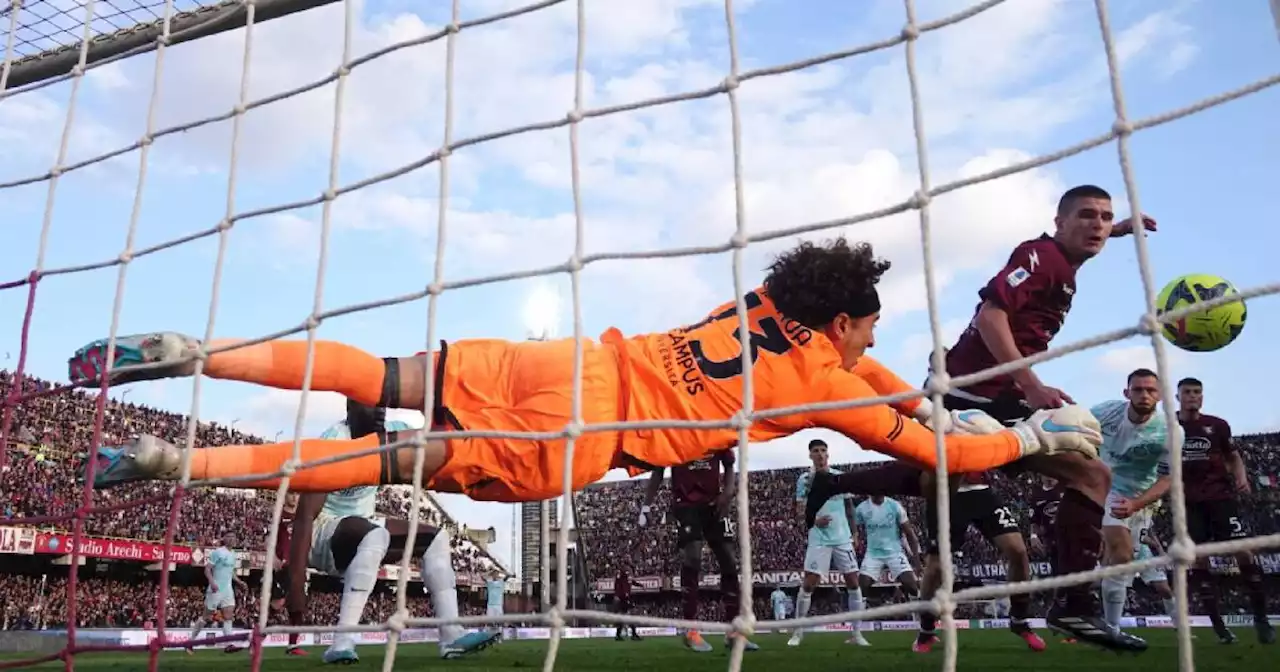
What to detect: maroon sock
<box><xmin>1241</xmin><ymin>562</ymin><xmax>1269</xmax><ymax>622</ymax></box>
<box><xmin>1009</xmin><ymin>594</ymin><xmax>1031</xmax><ymax>622</ymax></box>
<box><xmin>287</xmin><ymin>611</ymin><xmax>304</xmax><ymax>646</ymax></box>
<box><xmin>1053</xmin><ymin>488</ymin><xmax>1103</xmax><ymax>608</ymax></box>
<box><xmin>720</xmin><ymin>572</ymin><xmax>740</xmax><ymax>624</ymax></box>
<box><xmin>1190</xmin><ymin>568</ymin><xmax>1225</xmax><ymax>627</ymax></box>
<box><xmin>680</xmin><ymin>565</ymin><xmax>700</xmax><ymax>621</ymax></box>
<box><xmin>834</xmin><ymin>462</ymin><xmax>923</xmax><ymax>497</ymax></box>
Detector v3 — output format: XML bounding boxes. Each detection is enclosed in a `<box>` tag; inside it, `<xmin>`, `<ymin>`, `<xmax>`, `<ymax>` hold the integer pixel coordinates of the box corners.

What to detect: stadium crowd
<box><xmin>2</xmin><ymin>367</ymin><xmax>1280</xmax><ymax>631</ymax></box>
<box><xmin>0</xmin><ymin>370</ymin><xmax>506</xmax><ymax>630</ymax></box>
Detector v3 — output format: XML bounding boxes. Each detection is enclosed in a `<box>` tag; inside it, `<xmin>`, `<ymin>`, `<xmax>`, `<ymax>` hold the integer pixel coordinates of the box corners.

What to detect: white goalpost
<box><xmin>1</xmin><ymin>1</ymin><xmax>1278</xmax><ymax>672</ymax></box>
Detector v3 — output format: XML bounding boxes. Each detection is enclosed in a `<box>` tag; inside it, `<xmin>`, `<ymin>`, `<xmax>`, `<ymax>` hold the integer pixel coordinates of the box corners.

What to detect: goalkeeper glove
<box><xmin>1009</xmin><ymin>406</ymin><xmax>1102</xmax><ymax>459</ymax></box>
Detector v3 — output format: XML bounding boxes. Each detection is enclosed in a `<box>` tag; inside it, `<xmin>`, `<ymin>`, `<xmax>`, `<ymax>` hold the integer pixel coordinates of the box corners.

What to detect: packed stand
<box><xmin>0</xmin><ymin>370</ymin><xmax>505</xmax><ymax>576</ymax></box>
<box><xmin>0</xmin><ymin>572</ymin><xmax>500</xmax><ymax>630</ymax></box>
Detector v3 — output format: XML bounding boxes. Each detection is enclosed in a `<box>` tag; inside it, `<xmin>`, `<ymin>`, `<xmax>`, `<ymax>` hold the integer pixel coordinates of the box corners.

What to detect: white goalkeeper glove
<box><xmin>637</xmin><ymin>505</ymin><xmax>651</xmax><ymax>528</ymax></box>
<box><xmin>1009</xmin><ymin>406</ymin><xmax>1102</xmax><ymax>459</ymax></box>
<box><xmin>914</xmin><ymin>400</ymin><xmax>1004</xmax><ymax>436</ymax></box>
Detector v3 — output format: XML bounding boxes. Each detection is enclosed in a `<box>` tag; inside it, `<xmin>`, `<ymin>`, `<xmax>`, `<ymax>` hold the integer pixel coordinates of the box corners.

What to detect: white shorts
<box><xmin>803</xmin><ymin>543</ymin><xmax>858</xmax><ymax>576</ymax></box>
<box><xmin>1102</xmin><ymin>490</ymin><xmax>1153</xmax><ymax>538</ymax></box>
<box><xmin>487</xmin><ymin>605</ymin><xmax>504</xmax><ymax>617</ymax></box>
<box><xmin>309</xmin><ymin>512</ymin><xmax>345</xmax><ymax>577</ymax></box>
<box><xmin>860</xmin><ymin>553</ymin><xmax>913</xmax><ymax>581</ymax></box>
<box><xmin>205</xmin><ymin>590</ymin><xmax>234</xmax><ymax>612</ymax></box>
<box><xmin>773</xmin><ymin>607</ymin><xmax>787</xmax><ymax>621</ymax></box>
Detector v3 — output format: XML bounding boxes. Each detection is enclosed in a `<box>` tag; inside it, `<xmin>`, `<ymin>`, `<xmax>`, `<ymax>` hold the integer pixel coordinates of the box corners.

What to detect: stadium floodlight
<box><xmin>0</xmin><ymin>0</ymin><xmax>341</xmax><ymax>92</ymax></box>
<box><xmin>522</xmin><ymin>282</ymin><xmax>561</xmax><ymax>342</ymax></box>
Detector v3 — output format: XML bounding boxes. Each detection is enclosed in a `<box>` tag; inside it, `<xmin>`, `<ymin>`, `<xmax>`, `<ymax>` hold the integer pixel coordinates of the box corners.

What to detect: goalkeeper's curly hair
<box><xmin>763</xmin><ymin>237</ymin><xmax>891</xmax><ymax>328</ymax></box>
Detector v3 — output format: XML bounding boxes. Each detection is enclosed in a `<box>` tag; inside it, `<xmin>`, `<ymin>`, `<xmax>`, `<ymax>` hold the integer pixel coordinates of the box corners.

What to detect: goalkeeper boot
<box><xmin>1046</xmin><ymin>594</ymin><xmax>1147</xmax><ymax>653</ymax></box>
<box><xmin>724</xmin><ymin>633</ymin><xmax>759</xmax><ymax>651</ymax></box>
<box><xmin>68</xmin><ymin>332</ymin><xmax>200</xmax><ymax>386</ymax></box>
<box><xmin>82</xmin><ymin>435</ymin><xmax>182</xmax><ymax>489</ymax></box>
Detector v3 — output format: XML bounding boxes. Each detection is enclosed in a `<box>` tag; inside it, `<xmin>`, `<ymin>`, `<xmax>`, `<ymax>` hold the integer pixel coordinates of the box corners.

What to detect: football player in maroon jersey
<box><xmin>1176</xmin><ymin>377</ymin><xmax>1274</xmax><ymax>644</ymax></box>
<box><xmin>639</xmin><ymin>451</ymin><xmax>758</xmax><ymax>653</ymax></box>
<box><xmin>806</xmin><ymin>185</ymin><xmax>1156</xmax><ymax>652</ymax></box>
<box><xmin>613</xmin><ymin>564</ymin><xmax>642</xmax><ymax>641</ymax></box>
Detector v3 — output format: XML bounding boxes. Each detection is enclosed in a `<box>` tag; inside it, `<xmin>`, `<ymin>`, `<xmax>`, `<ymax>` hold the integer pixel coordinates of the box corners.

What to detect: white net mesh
<box><xmin>3</xmin><ymin>0</ymin><xmax>1279</xmax><ymax>671</ymax></box>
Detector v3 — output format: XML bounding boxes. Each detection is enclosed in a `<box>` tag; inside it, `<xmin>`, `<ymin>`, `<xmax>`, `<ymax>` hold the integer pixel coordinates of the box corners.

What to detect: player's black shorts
<box><xmin>614</xmin><ymin>598</ymin><xmax>632</xmax><ymax>614</ymax></box>
<box><xmin>1187</xmin><ymin>498</ymin><xmax>1250</xmax><ymax>544</ymax></box>
<box><xmin>924</xmin><ymin>486</ymin><xmax>1021</xmax><ymax>555</ymax></box>
<box><xmin>673</xmin><ymin>504</ymin><xmax>724</xmax><ymax>547</ymax></box>
<box><xmin>270</xmin><ymin>572</ymin><xmax>288</xmax><ymax>601</ymax></box>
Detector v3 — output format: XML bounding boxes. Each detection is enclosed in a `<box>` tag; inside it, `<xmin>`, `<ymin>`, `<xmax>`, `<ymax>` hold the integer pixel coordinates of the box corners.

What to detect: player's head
<box><xmin>1123</xmin><ymin>368</ymin><xmax>1161</xmax><ymax>415</ymax></box>
<box><xmin>1177</xmin><ymin>377</ymin><xmax>1203</xmax><ymax>413</ymax></box>
<box><xmin>1041</xmin><ymin>474</ymin><xmax>1058</xmax><ymax>489</ymax></box>
<box><xmin>221</xmin><ymin>530</ymin><xmax>237</xmax><ymax>548</ymax></box>
<box><xmin>871</xmin><ymin>494</ymin><xmax>884</xmax><ymax>505</ymax></box>
<box><xmin>1053</xmin><ymin>184</ymin><xmax>1114</xmax><ymax>262</ymax></box>
<box><xmin>807</xmin><ymin>439</ymin><xmax>829</xmax><ymax>470</ymax></box>
<box><xmin>764</xmin><ymin>237</ymin><xmax>890</xmax><ymax>369</ymax></box>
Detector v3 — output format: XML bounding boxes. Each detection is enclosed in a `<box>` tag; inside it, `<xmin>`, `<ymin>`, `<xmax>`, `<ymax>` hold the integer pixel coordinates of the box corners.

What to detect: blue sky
<box><xmin>1</xmin><ymin>0</ymin><xmax>1277</xmax><ymax>569</ymax></box>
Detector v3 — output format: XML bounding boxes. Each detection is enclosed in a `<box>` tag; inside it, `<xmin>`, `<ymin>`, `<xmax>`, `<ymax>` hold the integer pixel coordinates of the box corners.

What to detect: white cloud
<box><xmin>1094</xmin><ymin>342</ymin><xmax>1187</xmax><ymax>379</ymax></box>
<box><xmin>0</xmin><ymin>0</ymin><xmax>1206</xmax><ymax>551</ymax></box>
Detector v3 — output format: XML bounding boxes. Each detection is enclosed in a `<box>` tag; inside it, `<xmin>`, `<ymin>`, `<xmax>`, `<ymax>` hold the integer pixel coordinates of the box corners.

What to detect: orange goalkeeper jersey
<box><xmin>603</xmin><ymin>287</ymin><xmax>1022</xmax><ymax>474</ymax></box>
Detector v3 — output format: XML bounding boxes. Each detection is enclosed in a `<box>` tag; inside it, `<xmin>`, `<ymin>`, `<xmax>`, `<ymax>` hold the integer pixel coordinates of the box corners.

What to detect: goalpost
<box><xmin>0</xmin><ymin>1</ymin><xmax>1278</xmax><ymax>672</ymax></box>
<box><xmin>0</xmin><ymin>1</ymin><xmax>341</xmax><ymax>91</ymax></box>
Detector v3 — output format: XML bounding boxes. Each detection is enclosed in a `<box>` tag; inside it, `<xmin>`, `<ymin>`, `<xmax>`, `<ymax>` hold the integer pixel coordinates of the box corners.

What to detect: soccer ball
<box><xmin>1155</xmin><ymin>273</ymin><xmax>1247</xmax><ymax>352</ymax></box>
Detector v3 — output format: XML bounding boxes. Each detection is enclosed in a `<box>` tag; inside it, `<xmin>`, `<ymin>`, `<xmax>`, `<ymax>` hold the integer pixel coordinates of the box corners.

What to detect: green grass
<box><xmin>2</xmin><ymin>630</ymin><xmax>1276</xmax><ymax>670</ymax></box>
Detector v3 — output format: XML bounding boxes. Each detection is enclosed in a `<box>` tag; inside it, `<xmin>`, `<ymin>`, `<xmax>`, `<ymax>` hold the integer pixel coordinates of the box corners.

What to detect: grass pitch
<box><xmin>2</xmin><ymin>629</ymin><xmax>1276</xmax><ymax>670</ymax></box>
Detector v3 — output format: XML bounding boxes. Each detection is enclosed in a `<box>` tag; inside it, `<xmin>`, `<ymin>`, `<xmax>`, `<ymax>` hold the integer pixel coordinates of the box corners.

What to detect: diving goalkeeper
<box><xmin>69</xmin><ymin>238</ymin><xmax>1102</xmax><ymax>498</ymax></box>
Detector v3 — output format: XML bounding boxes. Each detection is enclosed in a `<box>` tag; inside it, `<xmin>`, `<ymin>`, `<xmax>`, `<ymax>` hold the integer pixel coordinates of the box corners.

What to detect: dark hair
<box><xmin>808</xmin><ymin>439</ymin><xmax>827</xmax><ymax>450</ymax></box>
<box><xmin>764</xmin><ymin>237</ymin><xmax>891</xmax><ymax>328</ymax></box>
<box><xmin>1127</xmin><ymin>368</ymin><xmax>1158</xmax><ymax>384</ymax></box>
<box><xmin>1177</xmin><ymin>377</ymin><xmax>1203</xmax><ymax>389</ymax></box>
<box><xmin>1057</xmin><ymin>184</ymin><xmax>1111</xmax><ymax>216</ymax></box>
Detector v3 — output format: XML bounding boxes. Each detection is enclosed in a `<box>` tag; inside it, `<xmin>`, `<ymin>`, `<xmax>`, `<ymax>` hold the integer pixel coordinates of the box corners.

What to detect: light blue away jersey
<box><xmin>207</xmin><ymin>546</ymin><xmax>237</xmax><ymax>594</ymax></box>
<box><xmin>796</xmin><ymin>468</ymin><xmax>853</xmax><ymax>547</ymax></box>
<box><xmin>770</xmin><ymin>588</ymin><xmax>789</xmax><ymax>613</ymax></box>
<box><xmin>1091</xmin><ymin>400</ymin><xmax>1174</xmax><ymax>498</ymax></box>
<box><xmin>318</xmin><ymin>419</ymin><xmax>414</xmax><ymax>519</ymax></box>
<box><xmin>486</xmin><ymin>580</ymin><xmax>505</xmax><ymax>608</ymax></box>
<box><xmin>855</xmin><ymin>497</ymin><xmax>908</xmax><ymax>558</ymax></box>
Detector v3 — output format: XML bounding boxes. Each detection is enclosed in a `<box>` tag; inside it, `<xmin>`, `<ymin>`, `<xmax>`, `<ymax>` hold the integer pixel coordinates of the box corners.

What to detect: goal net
<box><xmin>1</xmin><ymin>1</ymin><xmax>1278</xmax><ymax>671</ymax></box>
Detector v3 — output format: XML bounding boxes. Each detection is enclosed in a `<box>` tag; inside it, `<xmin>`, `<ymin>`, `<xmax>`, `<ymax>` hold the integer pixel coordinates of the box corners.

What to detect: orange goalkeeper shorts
<box><xmin>425</xmin><ymin>337</ymin><xmax>625</xmax><ymax>502</ymax></box>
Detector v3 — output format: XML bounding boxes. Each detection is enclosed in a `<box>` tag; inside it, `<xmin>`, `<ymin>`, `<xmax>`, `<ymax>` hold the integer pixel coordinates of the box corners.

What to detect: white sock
<box><xmin>190</xmin><ymin>618</ymin><xmax>206</xmax><ymax>643</ymax></box>
<box><xmin>1101</xmin><ymin>576</ymin><xmax>1128</xmax><ymax>631</ymax></box>
<box><xmin>1163</xmin><ymin>597</ymin><xmax>1177</xmax><ymax>621</ymax></box>
<box><xmin>847</xmin><ymin>588</ymin><xmax>866</xmax><ymax>637</ymax></box>
<box><xmin>423</xmin><ymin>528</ymin><xmax>463</xmax><ymax>650</ymax></box>
<box><xmin>221</xmin><ymin>618</ymin><xmax>233</xmax><ymax>639</ymax></box>
<box><xmin>795</xmin><ymin>589</ymin><xmax>813</xmax><ymax>629</ymax></box>
<box><xmin>331</xmin><ymin>526</ymin><xmax>390</xmax><ymax>652</ymax></box>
